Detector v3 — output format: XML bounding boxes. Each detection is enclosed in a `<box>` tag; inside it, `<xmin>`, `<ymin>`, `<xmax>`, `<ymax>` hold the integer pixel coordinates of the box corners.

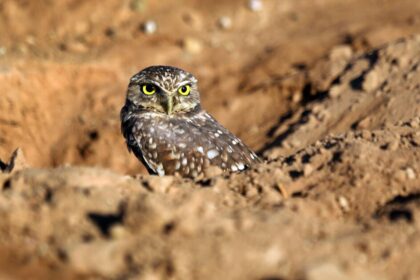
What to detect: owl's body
<box><xmin>121</xmin><ymin>66</ymin><xmax>260</xmax><ymax>178</ymax></box>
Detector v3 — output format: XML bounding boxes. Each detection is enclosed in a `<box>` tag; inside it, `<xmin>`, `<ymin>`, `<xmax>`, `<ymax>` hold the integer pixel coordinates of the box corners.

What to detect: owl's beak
<box><xmin>163</xmin><ymin>95</ymin><xmax>174</xmax><ymax>115</ymax></box>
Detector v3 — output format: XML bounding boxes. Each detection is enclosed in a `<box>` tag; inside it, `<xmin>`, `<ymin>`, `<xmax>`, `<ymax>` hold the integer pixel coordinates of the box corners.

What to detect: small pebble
<box><xmin>263</xmin><ymin>245</ymin><xmax>285</xmax><ymax>266</ymax></box>
<box><xmin>329</xmin><ymin>45</ymin><xmax>353</xmax><ymax>61</ymax></box>
<box><xmin>360</xmin><ymin>130</ymin><xmax>371</xmax><ymax>139</ymax></box>
<box><xmin>357</xmin><ymin>117</ymin><xmax>371</xmax><ymax>129</ymax></box>
<box><xmin>141</xmin><ymin>20</ymin><xmax>157</xmax><ymax>34</ymax></box>
<box><xmin>290</xmin><ymin>139</ymin><xmax>301</xmax><ymax>148</ymax></box>
<box><xmin>395</xmin><ymin>170</ymin><xmax>407</xmax><ymax>182</ymax></box>
<box><xmin>406</xmin><ymin>168</ymin><xmax>416</xmax><ymax>180</ymax></box>
<box><xmin>303</xmin><ymin>164</ymin><xmax>313</xmax><ymax>176</ymax></box>
<box><xmin>217</xmin><ymin>16</ymin><xmax>232</xmax><ymax>30</ymax></box>
<box><xmin>182</xmin><ymin>37</ymin><xmax>202</xmax><ymax>54</ymax></box>
<box><xmin>386</xmin><ymin>140</ymin><xmax>399</xmax><ymax>151</ymax></box>
<box><xmin>0</xmin><ymin>47</ymin><xmax>6</xmax><ymax>56</ymax></box>
<box><xmin>362</xmin><ymin>70</ymin><xmax>380</xmax><ymax>92</ymax></box>
<box><xmin>66</xmin><ymin>41</ymin><xmax>89</xmax><ymax>53</ymax></box>
<box><xmin>248</xmin><ymin>0</ymin><xmax>263</xmax><ymax>12</ymax></box>
<box><xmin>408</xmin><ymin>117</ymin><xmax>420</xmax><ymax>128</ymax></box>
<box><xmin>110</xmin><ymin>225</ymin><xmax>128</xmax><ymax>239</ymax></box>
<box><xmin>329</xmin><ymin>85</ymin><xmax>344</xmax><ymax>98</ymax></box>
<box><xmin>412</xmin><ymin>131</ymin><xmax>420</xmax><ymax>146</ymax></box>
<box><xmin>338</xmin><ymin>196</ymin><xmax>350</xmax><ymax>212</ymax></box>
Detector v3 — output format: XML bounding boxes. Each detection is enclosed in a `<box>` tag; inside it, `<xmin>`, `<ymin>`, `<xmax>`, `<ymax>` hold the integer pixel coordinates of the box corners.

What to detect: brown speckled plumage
<box><xmin>121</xmin><ymin>65</ymin><xmax>261</xmax><ymax>178</ymax></box>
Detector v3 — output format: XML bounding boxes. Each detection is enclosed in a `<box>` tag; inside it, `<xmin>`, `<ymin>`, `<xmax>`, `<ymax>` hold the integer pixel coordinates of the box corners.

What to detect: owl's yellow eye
<box><xmin>178</xmin><ymin>84</ymin><xmax>191</xmax><ymax>96</ymax></box>
<box><xmin>142</xmin><ymin>84</ymin><xmax>156</xmax><ymax>95</ymax></box>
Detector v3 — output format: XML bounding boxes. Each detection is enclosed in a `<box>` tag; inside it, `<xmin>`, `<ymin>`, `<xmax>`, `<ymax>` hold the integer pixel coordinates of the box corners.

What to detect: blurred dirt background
<box><xmin>0</xmin><ymin>0</ymin><xmax>419</xmax><ymax>279</ymax></box>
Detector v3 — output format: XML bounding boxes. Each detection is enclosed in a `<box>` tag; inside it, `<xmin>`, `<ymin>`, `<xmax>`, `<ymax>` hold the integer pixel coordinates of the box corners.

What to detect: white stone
<box><xmin>217</xmin><ymin>16</ymin><xmax>232</xmax><ymax>30</ymax></box>
<box><xmin>142</xmin><ymin>20</ymin><xmax>157</xmax><ymax>34</ymax></box>
<box><xmin>248</xmin><ymin>0</ymin><xmax>263</xmax><ymax>12</ymax></box>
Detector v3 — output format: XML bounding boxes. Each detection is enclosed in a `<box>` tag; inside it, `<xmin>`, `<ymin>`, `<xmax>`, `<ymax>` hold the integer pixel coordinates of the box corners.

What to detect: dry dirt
<box><xmin>0</xmin><ymin>0</ymin><xmax>420</xmax><ymax>279</ymax></box>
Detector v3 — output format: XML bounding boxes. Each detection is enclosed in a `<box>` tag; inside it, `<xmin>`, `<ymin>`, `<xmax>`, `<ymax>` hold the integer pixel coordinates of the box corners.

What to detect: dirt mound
<box><xmin>0</xmin><ymin>120</ymin><xmax>419</xmax><ymax>279</ymax></box>
<box><xmin>0</xmin><ymin>0</ymin><xmax>420</xmax><ymax>279</ymax></box>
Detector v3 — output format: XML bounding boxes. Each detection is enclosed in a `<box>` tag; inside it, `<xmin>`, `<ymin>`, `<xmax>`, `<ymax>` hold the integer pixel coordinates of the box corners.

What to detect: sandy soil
<box><xmin>0</xmin><ymin>0</ymin><xmax>419</xmax><ymax>279</ymax></box>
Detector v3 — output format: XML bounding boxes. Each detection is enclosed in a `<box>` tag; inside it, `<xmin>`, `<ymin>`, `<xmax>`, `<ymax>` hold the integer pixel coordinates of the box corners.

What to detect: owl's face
<box><xmin>126</xmin><ymin>66</ymin><xmax>200</xmax><ymax>115</ymax></box>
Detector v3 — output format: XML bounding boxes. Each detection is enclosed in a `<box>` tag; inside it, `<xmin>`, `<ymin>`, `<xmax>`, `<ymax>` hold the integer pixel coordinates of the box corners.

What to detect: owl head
<box><xmin>126</xmin><ymin>65</ymin><xmax>200</xmax><ymax>115</ymax></box>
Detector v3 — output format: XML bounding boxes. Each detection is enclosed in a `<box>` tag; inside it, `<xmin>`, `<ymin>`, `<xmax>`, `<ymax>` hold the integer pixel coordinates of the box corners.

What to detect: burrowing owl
<box><xmin>120</xmin><ymin>65</ymin><xmax>261</xmax><ymax>178</ymax></box>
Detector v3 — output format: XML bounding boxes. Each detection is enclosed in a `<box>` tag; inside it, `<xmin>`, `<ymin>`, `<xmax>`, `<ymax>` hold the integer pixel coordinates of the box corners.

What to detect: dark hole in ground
<box><xmin>291</xmin><ymin>191</ymin><xmax>307</xmax><ymax>198</ymax></box>
<box><xmin>57</xmin><ymin>248</ymin><xmax>68</xmax><ymax>262</ymax></box>
<box><xmin>198</xmin><ymin>178</ymin><xmax>213</xmax><ymax>188</ymax></box>
<box><xmin>331</xmin><ymin>151</ymin><xmax>343</xmax><ymax>163</ymax></box>
<box><xmin>284</xmin><ymin>155</ymin><xmax>295</xmax><ymax>165</ymax></box>
<box><xmin>289</xmin><ymin>170</ymin><xmax>304</xmax><ymax>180</ymax></box>
<box><xmin>2</xmin><ymin>179</ymin><xmax>11</xmax><ymax>191</ymax></box>
<box><xmin>388</xmin><ymin>208</ymin><xmax>413</xmax><ymax>223</ymax></box>
<box><xmin>349</xmin><ymin>50</ymin><xmax>379</xmax><ymax>91</ymax></box>
<box><xmin>87</xmin><ymin>203</ymin><xmax>125</xmax><ymax>237</ymax></box>
<box><xmin>163</xmin><ymin>222</ymin><xmax>176</xmax><ymax>235</ymax></box>
<box><xmin>301</xmin><ymin>153</ymin><xmax>311</xmax><ymax>163</ymax></box>
<box><xmin>0</xmin><ymin>160</ymin><xmax>7</xmax><ymax>171</ymax></box>
<box><xmin>300</xmin><ymin>82</ymin><xmax>329</xmax><ymax>105</ymax></box>
<box><xmin>374</xmin><ymin>193</ymin><xmax>420</xmax><ymax>223</ymax></box>
<box><xmin>88</xmin><ymin>130</ymin><xmax>99</xmax><ymax>141</ymax></box>
<box><xmin>44</xmin><ymin>188</ymin><xmax>53</xmax><ymax>203</ymax></box>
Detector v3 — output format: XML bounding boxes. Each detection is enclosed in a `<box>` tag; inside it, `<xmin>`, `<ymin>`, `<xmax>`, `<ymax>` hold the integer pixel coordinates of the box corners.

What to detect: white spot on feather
<box><xmin>237</xmin><ymin>162</ymin><xmax>245</xmax><ymax>170</ymax></box>
<box><xmin>156</xmin><ymin>164</ymin><xmax>165</xmax><ymax>176</ymax></box>
<box><xmin>207</xmin><ymin>149</ymin><xmax>219</xmax><ymax>159</ymax></box>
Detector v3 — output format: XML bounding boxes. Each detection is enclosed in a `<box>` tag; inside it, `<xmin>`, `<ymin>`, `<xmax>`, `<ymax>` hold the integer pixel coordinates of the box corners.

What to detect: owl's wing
<box><xmin>160</xmin><ymin>111</ymin><xmax>261</xmax><ymax>177</ymax></box>
<box><xmin>187</xmin><ymin>111</ymin><xmax>262</xmax><ymax>172</ymax></box>
<box><xmin>121</xmin><ymin>105</ymin><xmax>157</xmax><ymax>175</ymax></box>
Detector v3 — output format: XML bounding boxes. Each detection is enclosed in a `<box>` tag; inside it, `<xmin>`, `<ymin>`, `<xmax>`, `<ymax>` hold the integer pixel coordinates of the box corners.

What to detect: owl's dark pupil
<box><xmin>181</xmin><ymin>86</ymin><xmax>187</xmax><ymax>92</ymax></box>
<box><xmin>145</xmin><ymin>85</ymin><xmax>154</xmax><ymax>92</ymax></box>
